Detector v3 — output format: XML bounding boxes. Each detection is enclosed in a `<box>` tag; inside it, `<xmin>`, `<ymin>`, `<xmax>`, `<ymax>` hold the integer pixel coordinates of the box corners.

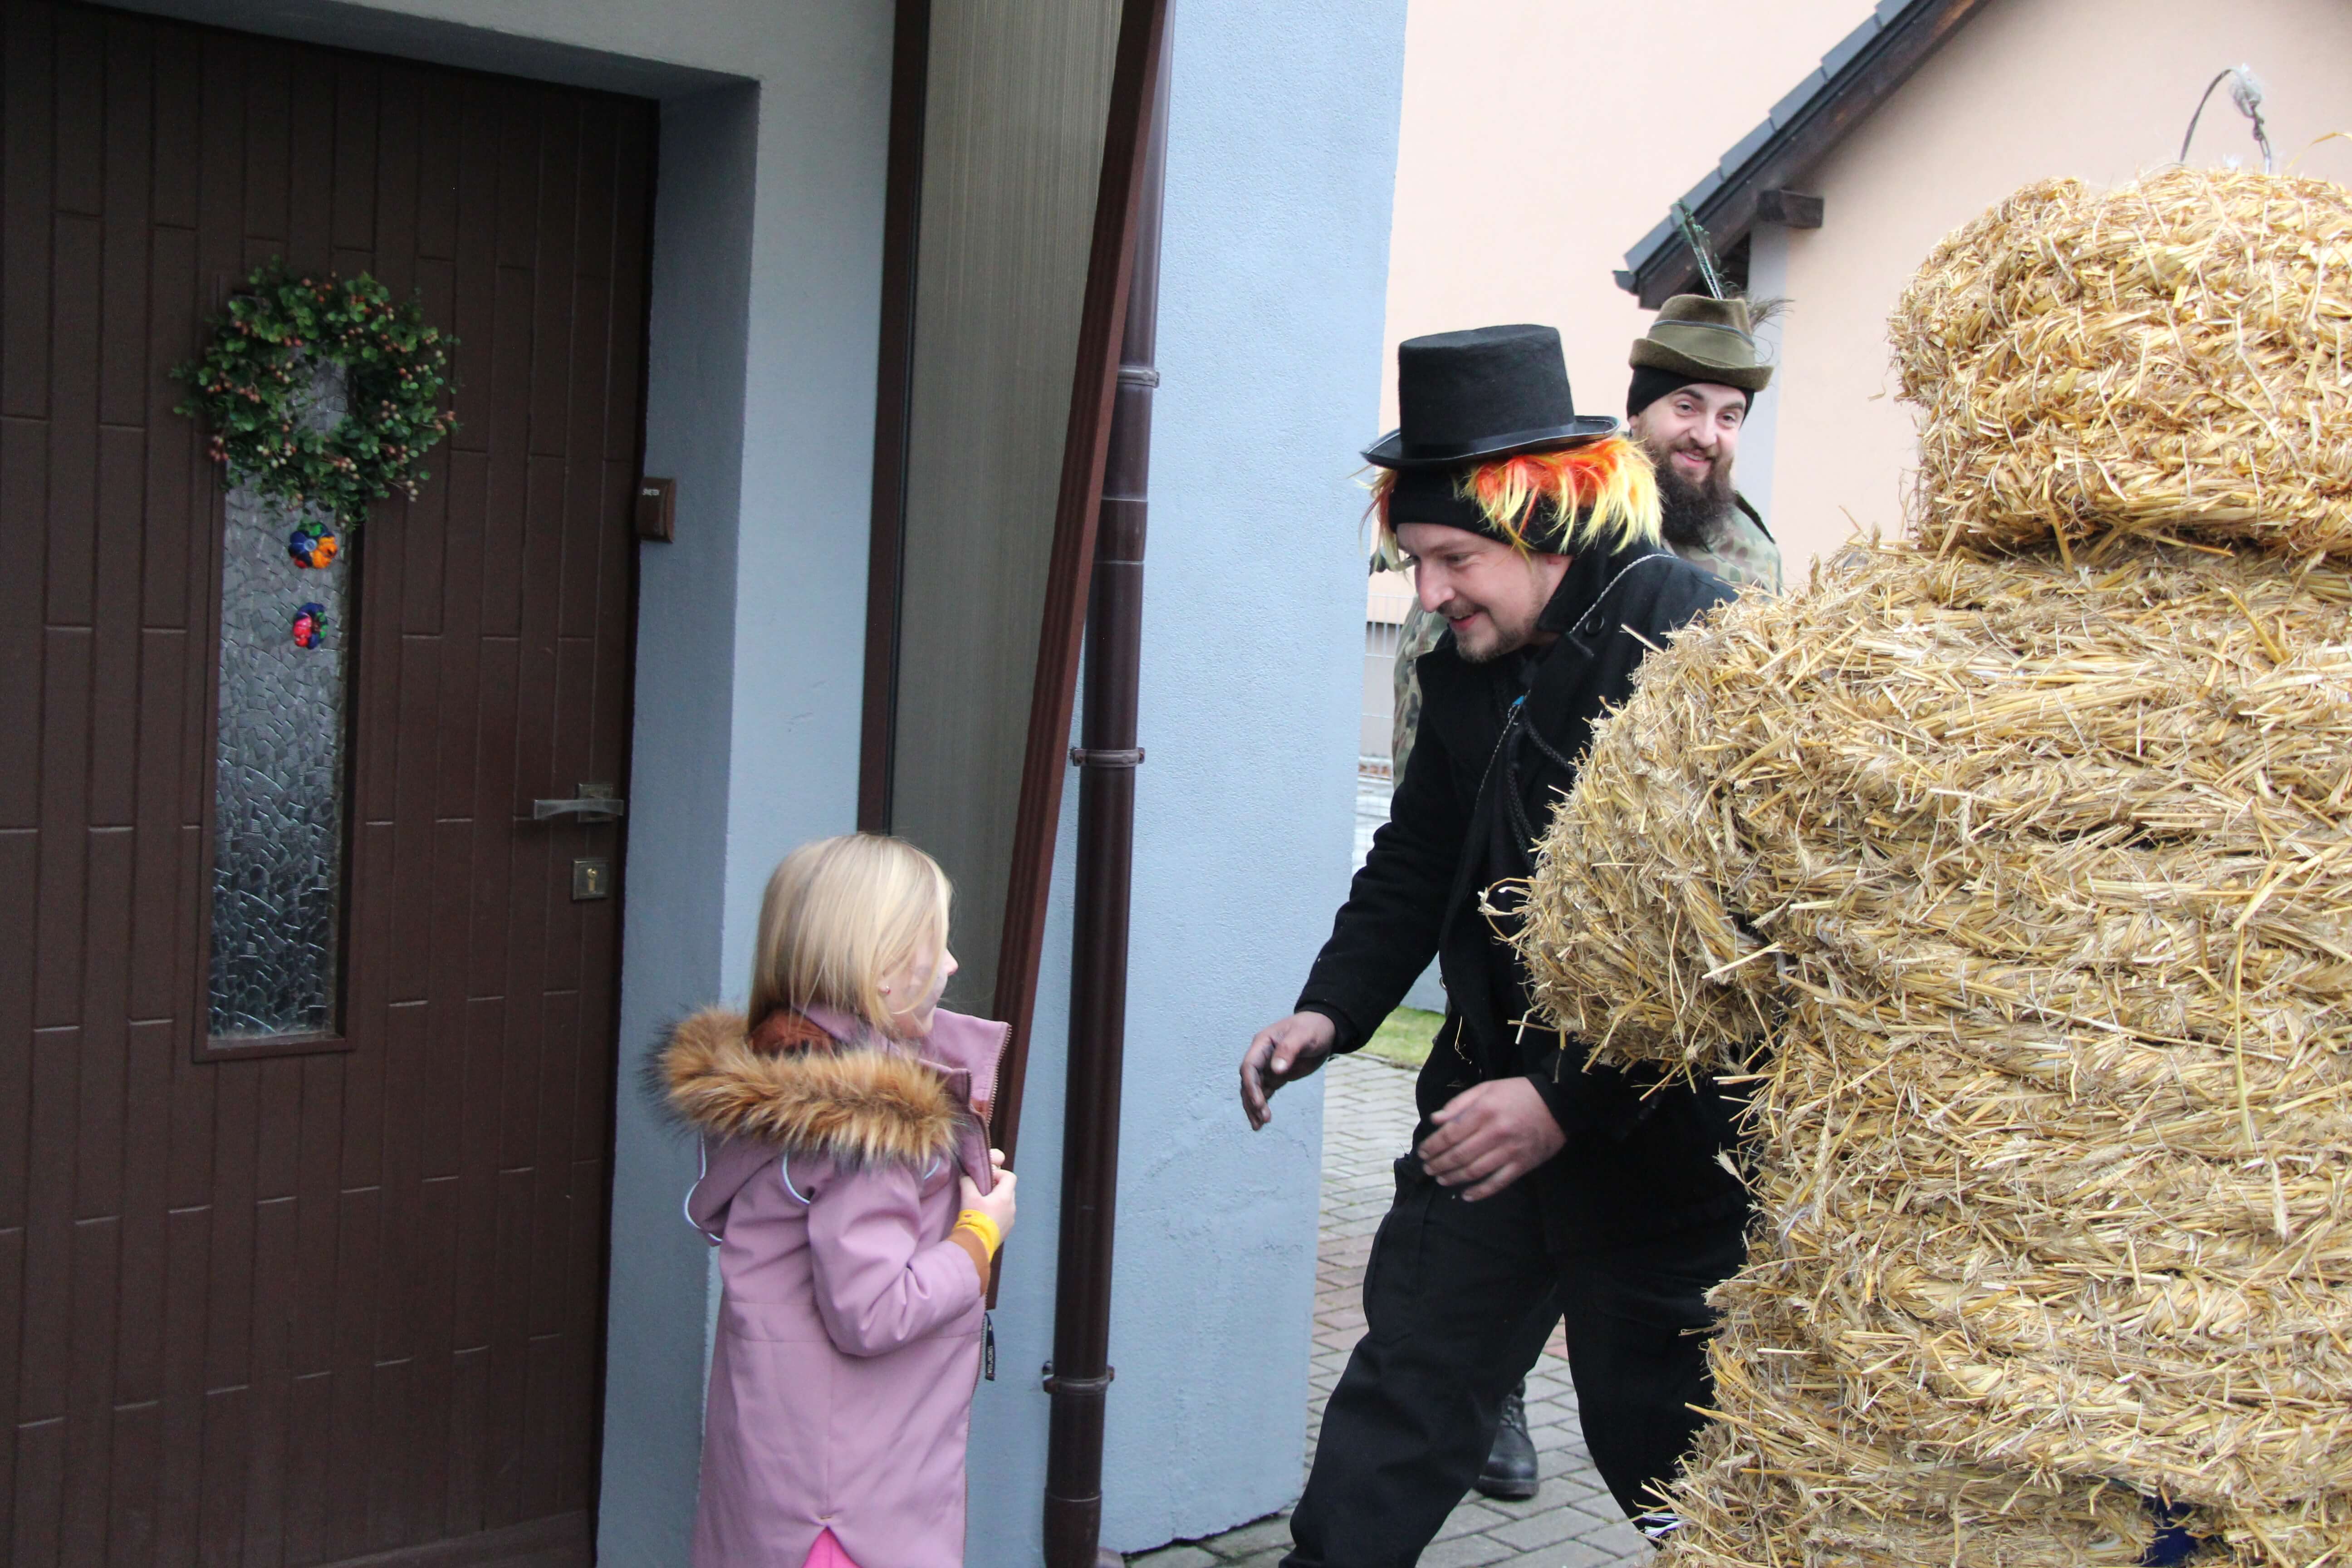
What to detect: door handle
<box><xmin>532</xmin><ymin>784</ymin><xmax>626</xmax><ymax>822</ymax></box>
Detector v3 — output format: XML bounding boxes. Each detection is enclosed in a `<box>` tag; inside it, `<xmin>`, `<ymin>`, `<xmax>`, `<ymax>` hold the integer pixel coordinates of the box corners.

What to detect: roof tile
<box><xmin>1678</xmin><ymin>167</ymin><xmax>1725</xmax><ymax>211</ymax></box>
<box><xmin>1819</xmin><ymin>14</ymin><xmax>1883</xmax><ymax>78</ymax></box>
<box><xmin>1624</xmin><ymin>216</ymin><xmax>1676</xmax><ymax>271</ymax></box>
<box><xmin>1620</xmin><ymin>0</ymin><xmax>1963</xmax><ymax>287</ymax></box>
<box><xmin>1719</xmin><ymin>118</ymin><xmax>1775</xmax><ymax>178</ymax></box>
<box><xmin>1770</xmin><ymin>68</ymin><xmax>1829</xmax><ymax>129</ymax></box>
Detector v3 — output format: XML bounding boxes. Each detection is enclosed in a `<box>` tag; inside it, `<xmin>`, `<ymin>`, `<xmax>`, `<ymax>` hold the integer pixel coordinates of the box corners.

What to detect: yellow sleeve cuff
<box><xmin>954</xmin><ymin>1209</ymin><xmax>1002</xmax><ymax>1259</ymax></box>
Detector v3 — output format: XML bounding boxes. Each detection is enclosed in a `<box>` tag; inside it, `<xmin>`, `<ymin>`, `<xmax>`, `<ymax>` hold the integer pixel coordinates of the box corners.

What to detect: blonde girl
<box><xmin>661</xmin><ymin>833</ymin><xmax>1015</xmax><ymax>1568</ymax></box>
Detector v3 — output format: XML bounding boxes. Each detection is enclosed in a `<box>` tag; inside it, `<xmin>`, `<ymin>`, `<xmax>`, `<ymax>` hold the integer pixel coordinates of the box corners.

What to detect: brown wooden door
<box><xmin>0</xmin><ymin>4</ymin><xmax>653</xmax><ymax>1562</ymax></box>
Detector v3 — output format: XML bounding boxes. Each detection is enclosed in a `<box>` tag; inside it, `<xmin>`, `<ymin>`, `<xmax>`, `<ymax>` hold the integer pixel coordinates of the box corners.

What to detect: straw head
<box><xmin>1894</xmin><ymin>168</ymin><xmax>2352</xmax><ymax>560</ymax></box>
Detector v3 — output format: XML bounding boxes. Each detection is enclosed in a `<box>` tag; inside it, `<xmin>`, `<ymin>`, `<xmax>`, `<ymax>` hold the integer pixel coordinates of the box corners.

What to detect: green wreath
<box><xmin>174</xmin><ymin>262</ymin><xmax>458</xmax><ymax>526</ymax></box>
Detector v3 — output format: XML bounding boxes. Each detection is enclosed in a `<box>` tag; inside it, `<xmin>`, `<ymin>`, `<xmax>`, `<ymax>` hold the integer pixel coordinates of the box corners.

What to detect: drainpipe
<box><xmin>1042</xmin><ymin>25</ymin><xmax>1171</xmax><ymax>1568</ymax></box>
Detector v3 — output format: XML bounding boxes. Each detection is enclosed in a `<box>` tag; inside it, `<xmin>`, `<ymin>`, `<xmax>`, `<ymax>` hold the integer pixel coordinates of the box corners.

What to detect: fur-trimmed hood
<box><xmin>661</xmin><ymin>1007</ymin><xmax>964</xmax><ymax>1169</ymax></box>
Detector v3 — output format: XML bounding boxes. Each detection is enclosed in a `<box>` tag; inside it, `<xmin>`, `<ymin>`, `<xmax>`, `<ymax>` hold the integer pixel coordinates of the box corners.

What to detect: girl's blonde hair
<box><xmin>749</xmin><ymin>833</ymin><xmax>953</xmax><ymax>1035</ymax></box>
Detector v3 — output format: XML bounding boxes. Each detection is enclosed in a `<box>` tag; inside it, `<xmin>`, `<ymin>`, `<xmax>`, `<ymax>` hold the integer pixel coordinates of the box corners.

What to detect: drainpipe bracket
<box><xmin>1040</xmin><ymin>1366</ymin><xmax>1117</xmax><ymax>1395</ymax></box>
<box><xmin>1068</xmin><ymin>747</ymin><xmax>1146</xmax><ymax>768</ymax></box>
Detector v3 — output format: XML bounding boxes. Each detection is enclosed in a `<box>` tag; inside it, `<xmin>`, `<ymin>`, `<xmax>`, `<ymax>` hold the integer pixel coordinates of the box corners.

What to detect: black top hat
<box><xmin>1363</xmin><ymin>323</ymin><xmax>1620</xmax><ymax>470</ymax></box>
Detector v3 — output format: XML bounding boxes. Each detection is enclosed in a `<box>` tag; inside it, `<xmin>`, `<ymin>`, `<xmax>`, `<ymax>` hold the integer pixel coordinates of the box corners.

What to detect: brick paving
<box><xmin>1131</xmin><ymin>1053</ymin><xmax>1651</xmax><ymax>1568</ymax></box>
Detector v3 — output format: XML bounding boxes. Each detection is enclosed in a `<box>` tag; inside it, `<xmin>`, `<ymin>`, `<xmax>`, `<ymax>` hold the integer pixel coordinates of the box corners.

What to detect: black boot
<box><xmin>1473</xmin><ymin>1381</ymin><xmax>1538</xmax><ymax>1500</ymax></box>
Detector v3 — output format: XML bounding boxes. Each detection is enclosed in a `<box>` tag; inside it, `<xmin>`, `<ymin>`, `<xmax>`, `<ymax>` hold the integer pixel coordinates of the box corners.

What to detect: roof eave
<box><xmin>1618</xmin><ymin>0</ymin><xmax>1993</xmax><ymax>309</ymax></box>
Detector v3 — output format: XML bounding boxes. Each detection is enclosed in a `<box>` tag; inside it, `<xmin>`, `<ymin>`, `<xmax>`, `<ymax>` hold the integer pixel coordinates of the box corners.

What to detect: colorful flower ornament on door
<box><xmin>291</xmin><ymin>603</ymin><xmax>326</xmax><ymax>649</ymax></box>
<box><xmin>173</xmin><ymin>262</ymin><xmax>459</xmax><ymax>527</ymax></box>
<box><xmin>286</xmin><ymin>524</ymin><xmax>338</xmax><ymax>568</ymax></box>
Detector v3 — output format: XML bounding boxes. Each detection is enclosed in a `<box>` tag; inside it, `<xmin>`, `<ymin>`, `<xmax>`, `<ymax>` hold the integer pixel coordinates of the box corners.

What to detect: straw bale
<box><xmin>1514</xmin><ymin>542</ymin><xmax>2352</xmax><ymax>1558</ymax></box>
<box><xmin>1667</xmin><ymin>1244</ymin><xmax>2165</xmax><ymax>1568</ymax></box>
<box><xmin>1894</xmin><ymin>169</ymin><xmax>2352</xmax><ymax>559</ymax></box>
<box><xmin>1666</xmin><ymin>1232</ymin><xmax>2352</xmax><ymax>1565</ymax></box>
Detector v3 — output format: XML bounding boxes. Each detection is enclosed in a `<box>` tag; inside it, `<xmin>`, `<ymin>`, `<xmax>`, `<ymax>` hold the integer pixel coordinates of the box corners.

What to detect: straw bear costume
<box><xmin>1518</xmin><ymin>170</ymin><xmax>2352</xmax><ymax>1565</ymax></box>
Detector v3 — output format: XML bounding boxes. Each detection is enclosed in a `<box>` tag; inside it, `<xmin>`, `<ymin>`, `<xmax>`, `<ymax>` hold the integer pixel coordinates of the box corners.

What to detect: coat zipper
<box><xmin>980</xmin><ymin>1024</ymin><xmax>1009</xmax><ymax>1379</ymax></box>
<box><xmin>981</xmin><ymin>1021</ymin><xmax>1010</xmax><ymax>1134</ymax></box>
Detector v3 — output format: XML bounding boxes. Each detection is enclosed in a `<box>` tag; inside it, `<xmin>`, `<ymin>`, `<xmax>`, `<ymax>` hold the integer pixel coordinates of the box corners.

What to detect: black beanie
<box><xmin>1627</xmin><ymin>364</ymin><xmax>1754</xmax><ymax>419</ymax></box>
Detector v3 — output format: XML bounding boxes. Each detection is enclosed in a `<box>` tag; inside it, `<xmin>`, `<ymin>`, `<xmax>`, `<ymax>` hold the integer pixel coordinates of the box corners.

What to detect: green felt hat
<box><xmin>1629</xmin><ymin>294</ymin><xmax>1773</xmax><ymax>392</ymax></box>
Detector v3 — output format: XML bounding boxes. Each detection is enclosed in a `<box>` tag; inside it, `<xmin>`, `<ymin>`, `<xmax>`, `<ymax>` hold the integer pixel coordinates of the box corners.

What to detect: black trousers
<box><xmin>1284</xmin><ymin>1155</ymin><xmax>1748</xmax><ymax>1568</ymax></box>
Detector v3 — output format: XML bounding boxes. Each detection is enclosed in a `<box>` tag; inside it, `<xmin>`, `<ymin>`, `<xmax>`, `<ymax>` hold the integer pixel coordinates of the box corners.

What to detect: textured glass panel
<box><xmin>208</xmin><ymin>366</ymin><xmax>355</xmax><ymax>1039</ymax></box>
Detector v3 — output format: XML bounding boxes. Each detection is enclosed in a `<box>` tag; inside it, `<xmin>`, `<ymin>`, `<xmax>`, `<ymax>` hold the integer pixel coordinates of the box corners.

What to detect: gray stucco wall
<box><xmin>966</xmin><ymin>2</ymin><xmax>1413</xmax><ymax>1559</ymax></box>
<box><xmin>612</xmin><ymin>12</ymin><xmax>899</xmax><ymax>1566</ymax></box>
<box><xmin>599</xmin><ymin>81</ymin><xmax>759</xmax><ymax>1567</ymax></box>
<box><xmin>1105</xmin><ymin>0</ymin><xmax>1409</xmax><ymax>1542</ymax></box>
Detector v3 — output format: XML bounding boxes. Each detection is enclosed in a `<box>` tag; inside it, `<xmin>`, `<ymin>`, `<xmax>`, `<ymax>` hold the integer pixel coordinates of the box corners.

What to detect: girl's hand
<box><xmin>958</xmin><ymin>1149</ymin><xmax>1016</xmax><ymax>1242</ymax></box>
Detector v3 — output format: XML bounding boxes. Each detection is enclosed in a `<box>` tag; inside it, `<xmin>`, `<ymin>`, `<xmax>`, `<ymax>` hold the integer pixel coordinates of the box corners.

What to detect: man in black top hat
<box><xmin>1240</xmin><ymin>324</ymin><xmax>1751</xmax><ymax>1563</ymax></box>
<box><xmin>1388</xmin><ymin>293</ymin><xmax>1781</xmax><ymax>789</ymax></box>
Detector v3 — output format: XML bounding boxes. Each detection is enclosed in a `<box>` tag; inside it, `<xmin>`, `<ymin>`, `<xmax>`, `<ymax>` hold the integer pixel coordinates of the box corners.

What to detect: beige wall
<box><xmin>1767</xmin><ymin>0</ymin><xmax>2352</xmax><ymax>568</ymax></box>
<box><xmin>1381</xmin><ymin>1</ymin><xmax>1866</xmax><ymax>433</ymax></box>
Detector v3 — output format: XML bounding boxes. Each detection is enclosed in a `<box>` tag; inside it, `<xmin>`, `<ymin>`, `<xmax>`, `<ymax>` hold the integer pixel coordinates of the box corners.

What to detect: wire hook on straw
<box><xmin>2181</xmin><ymin>64</ymin><xmax>2274</xmax><ymax>174</ymax></box>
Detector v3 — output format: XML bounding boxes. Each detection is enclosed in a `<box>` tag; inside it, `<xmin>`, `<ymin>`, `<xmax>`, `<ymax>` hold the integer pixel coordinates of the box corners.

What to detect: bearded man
<box><xmin>1627</xmin><ymin>293</ymin><xmax>1779</xmax><ymax>591</ymax></box>
<box><xmin>1245</xmin><ymin>325</ymin><xmax>1750</xmax><ymax>1564</ymax></box>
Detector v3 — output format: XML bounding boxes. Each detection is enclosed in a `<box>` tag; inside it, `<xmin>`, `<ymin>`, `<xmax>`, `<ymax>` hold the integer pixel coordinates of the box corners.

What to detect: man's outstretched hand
<box><xmin>1418</xmin><ymin>1078</ymin><xmax>1565</xmax><ymax>1200</ymax></box>
<box><xmin>1239</xmin><ymin>1012</ymin><xmax>1338</xmax><ymax>1130</ymax></box>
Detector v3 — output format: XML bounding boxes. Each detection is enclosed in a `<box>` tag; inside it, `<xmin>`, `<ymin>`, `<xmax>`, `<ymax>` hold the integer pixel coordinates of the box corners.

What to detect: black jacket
<box><xmin>1298</xmin><ymin>539</ymin><xmax>1749</xmax><ymax>1251</ymax></box>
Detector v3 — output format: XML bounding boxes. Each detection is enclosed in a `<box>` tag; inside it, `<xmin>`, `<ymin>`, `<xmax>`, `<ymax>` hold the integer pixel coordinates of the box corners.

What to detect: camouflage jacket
<box><xmin>1388</xmin><ymin>496</ymin><xmax>1779</xmax><ymax>777</ymax></box>
<box><xmin>1674</xmin><ymin>494</ymin><xmax>1781</xmax><ymax>597</ymax></box>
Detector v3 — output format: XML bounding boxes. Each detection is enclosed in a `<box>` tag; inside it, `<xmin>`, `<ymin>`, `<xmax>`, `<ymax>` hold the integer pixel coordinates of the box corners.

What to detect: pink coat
<box><xmin>662</xmin><ymin>1003</ymin><xmax>1009</xmax><ymax>1568</ymax></box>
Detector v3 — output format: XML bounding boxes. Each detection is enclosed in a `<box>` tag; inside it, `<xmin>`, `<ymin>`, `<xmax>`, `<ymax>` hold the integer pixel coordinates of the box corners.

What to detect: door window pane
<box><xmin>207</xmin><ymin>368</ymin><xmax>356</xmax><ymax>1040</ymax></box>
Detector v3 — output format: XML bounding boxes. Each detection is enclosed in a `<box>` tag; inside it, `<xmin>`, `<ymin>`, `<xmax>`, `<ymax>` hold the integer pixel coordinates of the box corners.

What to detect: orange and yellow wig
<box><xmin>1369</xmin><ymin>436</ymin><xmax>1659</xmax><ymax>566</ymax></box>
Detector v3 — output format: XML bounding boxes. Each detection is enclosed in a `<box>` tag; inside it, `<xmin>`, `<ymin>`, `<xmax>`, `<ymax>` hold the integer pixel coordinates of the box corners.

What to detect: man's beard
<box><xmin>1441</xmin><ymin>604</ymin><xmax>1538</xmax><ymax>664</ymax></box>
<box><xmin>1448</xmin><ymin>613</ymin><xmax>1513</xmax><ymax>664</ymax></box>
<box><xmin>1654</xmin><ymin>449</ymin><xmax>1736</xmax><ymax>550</ymax></box>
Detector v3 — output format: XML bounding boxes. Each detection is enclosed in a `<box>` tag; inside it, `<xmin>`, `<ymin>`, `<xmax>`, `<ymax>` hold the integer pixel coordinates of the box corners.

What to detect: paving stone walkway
<box><xmin>1131</xmin><ymin>1053</ymin><xmax>1650</xmax><ymax>1568</ymax></box>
